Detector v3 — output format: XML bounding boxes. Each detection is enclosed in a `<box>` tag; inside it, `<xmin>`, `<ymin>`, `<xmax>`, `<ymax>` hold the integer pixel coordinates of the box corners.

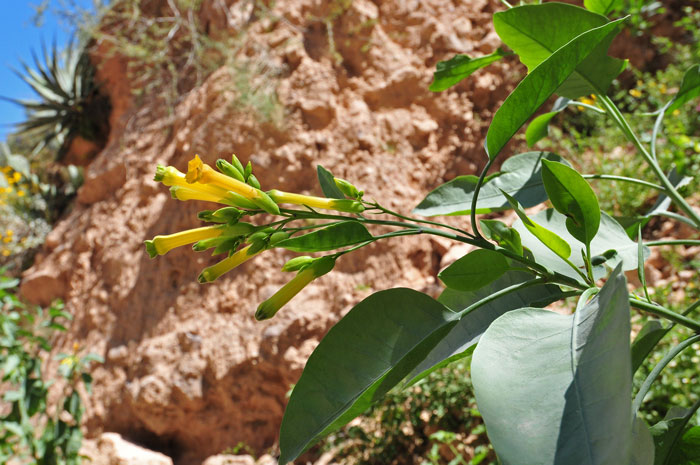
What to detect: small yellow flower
<box><xmin>1</xmin><ymin>166</ymin><xmax>11</xmax><ymax>174</ymax></box>
<box><xmin>3</xmin><ymin>237</ymin><xmax>12</xmax><ymax>243</ymax></box>
<box><xmin>659</xmin><ymin>83</ymin><xmax>667</xmax><ymax>94</ymax></box>
<box><xmin>198</xmin><ymin>244</ymin><xmax>262</xmax><ymax>283</ymax></box>
<box><xmin>12</xmin><ymin>172</ymin><xmax>21</xmax><ymax>182</ymax></box>
<box><xmin>73</xmin><ymin>342</ymin><xmax>80</xmax><ymax>352</ymax></box>
<box><xmin>6</xmin><ymin>230</ymin><xmax>13</xmax><ymax>236</ymax></box>
<box><xmin>16</xmin><ymin>190</ymin><xmax>24</xmax><ymax>197</ymax></box>
<box><xmin>579</xmin><ymin>97</ymin><xmax>595</xmax><ymax>106</ymax></box>
<box><xmin>1</xmin><ymin>249</ymin><xmax>10</xmax><ymax>256</ymax></box>
<box><xmin>60</xmin><ymin>358</ymin><xmax>73</xmax><ymax>366</ymax></box>
<box><xmin>672</xmin><ymin>109</ymin><xmax>681</xmax><ymax>116</ymax></box>
<box><xmin>145</xmin><ymin>225</ymin><xmax>224</xmax><ymax>257</ymax></box>
<box><xmin>629</xmin><ymin>89</ymin><xmax>642</xmax><ymax>98</ymax></box>
<box><xmin>267</xmin><ymin>190</ymin><xmax>365</xmax><ymax>213</ymax></box>
<box><xmin>185</xmin><ymin>155</ymin><xmax>279</xmax><ymax>214</ymax></box>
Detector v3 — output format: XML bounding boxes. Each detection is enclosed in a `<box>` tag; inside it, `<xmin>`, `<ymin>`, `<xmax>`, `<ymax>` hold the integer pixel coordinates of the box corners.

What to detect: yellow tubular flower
<box><xmin>185</xmin><ymin>156</ymin><xmax>280</xmax><ymax>214</ymax></box>
<box><xmin>145</xmin><ymin>226</ymin><xmax>223</xmax><ymax>258</ymax></box>
<box><xmin>198</xmin><ymin>244</ymin><xmax>261</xmax><ymax>283</ymax></box>
<box><xmin>267</xmin><ymin>189</ymin><xmax>364</xmax><ymax>213</ymax></box>
<box><xmin>255</xmin><ymin>256</ymin><xmax>336</xmax><ymax>320</ymax></box>
<box><xmin>155</xmin><ymin>165</ymin><xmax>231</xmax><ymax>198</ymax></box>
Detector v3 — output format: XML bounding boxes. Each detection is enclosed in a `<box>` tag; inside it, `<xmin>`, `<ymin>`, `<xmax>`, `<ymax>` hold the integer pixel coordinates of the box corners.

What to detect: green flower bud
<box><xmin>244</xmin><ymin>161</ymin><xmax>253</xmax><ymax>180</ymax></box>
<box><xmin>247</xmin><ymin>239</ymin><xmax>267</xmax><ymax>255</ymax></box>
<box><xmin>231</xmin><ymin>154</ymin><xmax>245</xmax><ymax>175</ymax></box>
<box><xmin>216</xmin><ymin>159</ymin><xmax>245</xmax><ymax>182</ymax></box>
<box><xmin>281</xmin><ymin>256</ymin><xmax>315</xmax><ymax>272</ymax></box>
<box><xmin>251</xmin><ymin>190</ymin><xmax>280</xmax><ymax>215</ymax></box>
<box><xmin>247</xmin><ymin>173</ymin><xmax>261</xmax><ymax>189</ymax></box>
<box><xmin>268</xmin><ymin>231</ymin><xmax>290</xmax><ymax>245</ymax></box>
<box><xmin>334</xmin><ymin>178</ymin><xmax>363</xmax><ymax>199</ymax></box>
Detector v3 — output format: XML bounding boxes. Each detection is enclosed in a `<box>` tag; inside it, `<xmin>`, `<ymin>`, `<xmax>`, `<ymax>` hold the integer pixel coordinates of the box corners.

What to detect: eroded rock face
<box><xmin>21</xmin><ymin>0</ymin><xmax>513</xmax><ymax>463</ymax></box>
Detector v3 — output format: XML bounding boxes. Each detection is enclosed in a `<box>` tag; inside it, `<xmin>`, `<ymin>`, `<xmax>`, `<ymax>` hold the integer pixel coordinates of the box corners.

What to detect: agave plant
<box><xmin>5</xmin><ymin>40</ymin><xmax>110</xmax><ymax>160</ymax></box>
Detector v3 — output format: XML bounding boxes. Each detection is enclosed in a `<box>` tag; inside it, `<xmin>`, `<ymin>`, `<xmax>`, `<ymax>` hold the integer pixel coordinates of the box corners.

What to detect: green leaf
<box><xmin>429</xmin><ymin>49</ymin><xmax>509</xmax><ymax>92</ymax></box>
<box><xmin>513</xmin><ymin>209</ymin><xmax>645</xmax><ymax>282</ymax></box>
<box><xmin>584</xmin><ymin>0</ymin><xmax>622</xmax><ymax>16</ymax></box>
<box><xmin>541</xmin><ymin>159</ymin><xmax>600</xmax><ymax>245</ymax></box>
<box><xmin>494</xmin><ymin>3</ymin><xmax>626</xmax><ymax>98</ymax></box>
<box><xmin>651</xmin><ymin>405</ymin><xmax>700</xmax><ymax>465</ymax></box>
<box><xmin>665</xmin><ymin>64</ymin><xmax>700</xmax><ymax>114</ymax></box>
<box><xmin>316</xmin><ymin>165</ymin><xmax>345</xmax><ymax>199</ymax></box>
<box><xmin>525</xmin><ymin>97</ymin><xmax>570</xmax><ymax>147</ymax></box>
<box><xmin>631</xmin><ymin>319</ymin><xmax>667</xmax><ymax>374</ymax></box>
<box><xmin>631</xmin><ymin>416</ymin><xmax>655</xmax><ymax>465</ymax></box>
<box><xmin>413</xmin><ymin>152</ymin><xmax>567</xmax><ymax>216</ymax></box>
<box><xmin>480</xmin><ymin>220</ymin><xmax>523</xmax><ymax>256</ymax></box>
<box><xmin>407</xmin><ymin>271</ymin><xmax>564</xmax><ymax>384</ymax></box>
<box><xmin>278</xmin><ymin>289</ymin><xmax>458</xmax><ymax>464</ymax></box>
<box><xmin>471</xmin><ymin>267</ymin><xmax>632</xmax><ymax>464</ymax></box>
<box><xmin>439</xmin><ymin>249</ymin><xmax>510</xmax><ymax>291</ymax></box>
<box><xmin>679</xmin><ymin>426</ymin><xmax>700</xmax><ymax>463</ymax></box>
<box><xmin>503</xmin><ymin>191</ymin><xmax>572</xmax><ymax>260</ymax></box>
<box><xmin>486</xmin><ymin>11</ymin><xmax>625</xmax><ymax>159</ymax></box>
<box><xmin>276</xmin><ymin>221</ymin><xmax>372</xmax><ymax>252</ymax></box>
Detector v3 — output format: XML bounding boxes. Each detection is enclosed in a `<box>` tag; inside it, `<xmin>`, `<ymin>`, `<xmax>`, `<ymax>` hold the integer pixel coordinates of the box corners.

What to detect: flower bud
<box><xmin>281</xmin><ymin>256</ymin><xmax>314</xmax><ymax>272</ymax></box>
<box><xmin>247</xmin><ymin>173</ymin><xmax>261</xmax><ymax>189</ymax></box>
<box><xmin>231</xmin><ymin>154</ymin><xmax>245</xmax><ymax>175</ymax></box>
<box><xmin>216</xmin><ymin>159</ymin><xmax>245</xmax><ymax>182</ymax></box>
<box><xmin>334</xmin><ymin>178</ymin><xmax>363</xmax><ymax>199</ymax></box>
<box><xmin>268</xmin><ymin>231</ymin><xmax>290</xmax><ymax>245</ymax></box>
<box><xmin>198</xmin><ymin>244</ymin><xmax>261</xmax><ymax>283</ymax></box>
<box><xmin>255</xmin><ymin>256</ymin><xmax>335</xmax><ymax>320</ymax></box>
<box><xmin>145</xmin><ymin>226</ymin><xmax>223</xmax><ymax>258</ymax></box>
<box><xmin>267</xmin><ymin>190</ymin><xmax>365</xmax><ymax>213</ymax></box>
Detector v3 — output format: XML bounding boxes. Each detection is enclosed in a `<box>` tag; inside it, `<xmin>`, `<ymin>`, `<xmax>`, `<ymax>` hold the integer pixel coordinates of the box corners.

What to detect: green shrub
<box><xmin>0</xmin><ymin>273</ymin><xmax>102</xmax><ymax>464</ymax></box>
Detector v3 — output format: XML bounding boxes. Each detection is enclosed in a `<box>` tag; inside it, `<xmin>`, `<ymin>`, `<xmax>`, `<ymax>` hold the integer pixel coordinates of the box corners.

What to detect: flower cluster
<box><xmin>145</xmin><ymin>154</ymin><xmax>365</xmax><ymax>320</ymax></box>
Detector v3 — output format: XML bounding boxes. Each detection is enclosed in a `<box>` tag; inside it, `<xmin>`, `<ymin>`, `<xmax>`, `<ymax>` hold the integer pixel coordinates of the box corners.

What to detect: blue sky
<box><xmin>0</xmin><ymin>1</ymin><xmax>95</xmax><ymax>142</ymax></box>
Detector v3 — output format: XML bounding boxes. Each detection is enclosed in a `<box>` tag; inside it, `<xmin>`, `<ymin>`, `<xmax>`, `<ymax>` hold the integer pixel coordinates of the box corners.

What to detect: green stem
<box><xmin>645</xmin><ymin>239</ymin><xmax>700</xmax><ymax>247</ymax></box>
<box><xmin>581</xmin><ymin>174</ymin><xmax>664</xmax><ymax>191</ymax></box>
<box><xmin>370</xmin><ymin>202</ymin><xmax>475</xmax><ymax>238</ymax></box>
<box><xmin>471</xmin><ymin>158</ymin><xmax>496</xmax><ymax>240</ymax></box>
<box><xmin>597</xmin><ymin>94</ymin><xmax>700</xmax><ymax>227</ymax></box>
<box><xmin>650</xmin><ymin>211</ymin><xmax>698</xmax><ymax>228</ymax></box>
<box><xmin>629</xmin><ymin>299</ymin><xmax>700</xmax><ymax>332</ymax></box>
<box><xmin>457</xmin><ymin>277</ymin><xmax>549</xmax><ymax>318</ymax></box>
<box><xmin>567</xmin><ymin>101</ymin><xmax>606</xmax><ymax>114</ymax></box>
<box><xmin>632</xmin><ymin>334</ymin><xmax>700</xmax><ymax>416</ymax></box>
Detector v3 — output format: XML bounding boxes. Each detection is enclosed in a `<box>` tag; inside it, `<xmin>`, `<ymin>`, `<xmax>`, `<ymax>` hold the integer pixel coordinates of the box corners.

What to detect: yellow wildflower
<box><xmin>198</xmin><ymin>244</ymin><xmax>262</xmax><ymax>283</ymax></box>
<box><xmin>659</xmin><ymin>83</ymin><xmax>667</xmax><ymax>94</ymax></box>
<box><xmin>1</xmin><ymin>166</ymin><xmax>11</xmax><ymax>174</ymax></box>
<box><xmin>267</xmin><ymin>189</ymin><xmax>365</xmax><ymax>213</ymax></box>
<box><xmin>185</xmin><ymin>155</ymin><xmax>279</xmax><ymax>214</ymax></box>
<box><xmin>3</xmin><ymin>237</ymin><xmax>12</xmax><ymax>243</ymax></box>
<box><xmin>579</xmin><ymin>96</ymin><xmax>596</xmax><ymax>106</ymax></box>
<box><xmin>1</xmin><ymin>249</ymin><xmax>10</xmax><ymax>256</ymax></box>
<box><xmin>6</xmin><ymin>229</ymin><xmax>13</xmax><ymax>236</ymax></box>
<box><xmin>672</xmin><ymin>109</ymin><xmax>681</xmax><ymax>116</ymax></box>
<box><xmin>629</xmin><ymin>89</ymin><xmax>642</xmax><ymax>98</ymax></box>
<box><xmin>16</xmin><ymin>190</ymin><xmax>25</xmax><ymax>197</ymax></box>
<box><xmin>145</xmin><ymin>225</ymin><xmax>224</xmax><ymax>257</ymax></box>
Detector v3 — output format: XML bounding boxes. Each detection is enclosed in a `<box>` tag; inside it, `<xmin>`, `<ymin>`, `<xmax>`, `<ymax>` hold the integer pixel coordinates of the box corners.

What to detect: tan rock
<box><xmin>81</xmin><ymin>433</ymin><xmax>173</xmax><ymax>465</ymax></box>
<box><xmin>201</xmin><ymin>455</ymin><xmax>255</xmax><ymax>465</ymax></box>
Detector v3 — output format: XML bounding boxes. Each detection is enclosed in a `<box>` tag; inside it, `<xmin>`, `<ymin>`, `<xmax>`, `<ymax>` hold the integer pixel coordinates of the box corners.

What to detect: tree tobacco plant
<box><xmin>146</xmin><ymin>3</ymin><xmax>700</xmax><ymax>464</ymax></box>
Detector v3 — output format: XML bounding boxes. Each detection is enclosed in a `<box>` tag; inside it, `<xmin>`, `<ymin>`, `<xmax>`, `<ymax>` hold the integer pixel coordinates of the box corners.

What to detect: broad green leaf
<box><xmin>413</xmin><ymin>152</ymin><xmax>567</xmax><ymax>216</ymax></box>
<box><xmin>486</xmin><ymin>11</ymin><xmax>625</xmax><ymax>159</ymax></box>
<box><xmin>494</xmin><ymin>4</ymin><xmax>626</xmax><ymax>98</ymax></box>
<box><xmin>679</xmin><ymin>426</ymin><xmax>700</xmax><ymax>463</ymax></box>
<box><xmin>631</xmin><ymin>416</ymin><xmax>655</xmax><ymax>465</ymax></box>
<box><xmin>429</xmin><ymin>49</ymin><xmax>509</xmax><ymax>92</ymax></box>
<box><xmin>407</xmin><ymin>271</ymin><xmax>564</xmax><ymax>384</ymax></box>
<box><xmin>316</xmin><ymin>165</ymin><xmax>345</xmax><ymax>199</ymax></box>
<box><xmin>276</xmin><ymin>221</ymin><xmax>372</xmax><ymax>252</ymax></box>
<box><xmin>513</xmin><ymin>209</ymin><xmax>645</xmax><ymax>283</ymax></box>
<box><xmin>651</xmin><ymin>406</ymin><xmax>700</xmax><ymax>465</ymax></box>
<box><xmin>584</xmin><ymin>0</ymin><xmax>622</xmax><ymax>16</ymax></box>
<box><xmin>471</xmin><ymin>267</ymin><xmax>632</xmax><ymax>465</ymax></box>
<box><xmin>631</xmin><ymin>319</ymin><xmax>667</xmax><ymax>374</ymax></box>
<box><xmin>278</xmin><ymin>289</ymin><xmax>458</xmax><ymax>464</ymax></box>
<box><xmin>665</xmin><ymin>64</ymin><xmax>700</xmax><ymax>114</ymax></box>
<box><xmin>503</xmin><ymin>191</ymin><xmax>571</xmax><ymax>260</ymax></box>
<box><xmin>438</xmin><ymin>249</ymin><xmax>510</xmax><ymax>291</ymax></box>
<box><xmin>480</xmin><ymin>219</ymin><xmax>523</xmax><ymax>256</ymax></box>
<box><xmin>541</xmin><ymin>159</ymin><xmax>600</xmax><ymax>245</ymax></box>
